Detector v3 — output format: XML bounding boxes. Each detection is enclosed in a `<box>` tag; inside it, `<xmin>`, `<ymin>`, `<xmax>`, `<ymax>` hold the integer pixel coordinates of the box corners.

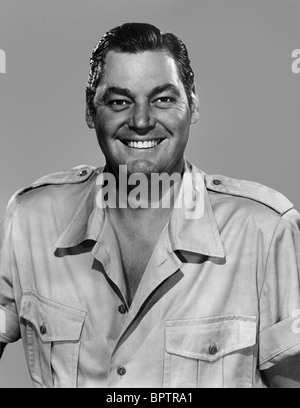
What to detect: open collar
<box><xmin>55</xmin><ymin>161</ymin><xmax>225</xmax><ymax>259</ymax></box>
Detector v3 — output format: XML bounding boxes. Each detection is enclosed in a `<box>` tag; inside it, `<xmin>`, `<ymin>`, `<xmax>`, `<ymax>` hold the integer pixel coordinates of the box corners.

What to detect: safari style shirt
<box><xmin>1</xmin><ymin>161</ymin><xmax>300</xmax><ymax>388</ymax></box>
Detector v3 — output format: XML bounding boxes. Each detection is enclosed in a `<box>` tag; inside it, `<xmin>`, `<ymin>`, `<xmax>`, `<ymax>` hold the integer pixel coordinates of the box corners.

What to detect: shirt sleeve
<box><xmin>0</xmin><ymin>201</ymin><xmax>21</xmax><ymax>344</ymax></box>
<box><xmin>259</xmin><ymin>208</ymin><xmax>300</xmax><ymax>370</ymax></box>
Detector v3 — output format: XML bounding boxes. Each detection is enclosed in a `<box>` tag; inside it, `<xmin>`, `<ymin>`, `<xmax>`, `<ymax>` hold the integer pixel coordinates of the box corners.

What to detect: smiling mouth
<box><xmin>122</xmin><ymin>139</ymin><xmax>164</xmax><ymax>149</ymax></box>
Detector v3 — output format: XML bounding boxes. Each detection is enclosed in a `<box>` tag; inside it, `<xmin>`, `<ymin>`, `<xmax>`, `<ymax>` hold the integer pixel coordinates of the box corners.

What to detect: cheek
<box><xmin>96</xmin><ymin>111</ymin><xmax>128</xmax><ymax>137</ymax></box>
<box><xmin>159</xmin><ymin>107</ymin><xmax>191</xmax><ymax>129</ymax></box>
<box><xmin>94</xmin><ymin>116</ymin><xmax>116</xmax><ymax>140</ymax></box>
<box><xmin>168</xmin><ymin>116</ymin><xmax>191</xmax><ymax>139</ymax></box>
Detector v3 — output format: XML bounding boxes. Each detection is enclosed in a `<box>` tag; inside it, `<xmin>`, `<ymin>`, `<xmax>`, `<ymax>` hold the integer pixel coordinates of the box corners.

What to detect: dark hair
<box><xmin>86</xmin><ymin>22</ymin><xmax>195</xmax><ymax>116</ymax></box>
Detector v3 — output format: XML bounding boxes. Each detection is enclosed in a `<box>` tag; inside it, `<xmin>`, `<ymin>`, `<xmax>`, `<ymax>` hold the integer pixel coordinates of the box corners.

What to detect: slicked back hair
<box><xmin>86</xmin><ymin>22</ymin><xmax>195</xmax><ymax>117</ymax></box>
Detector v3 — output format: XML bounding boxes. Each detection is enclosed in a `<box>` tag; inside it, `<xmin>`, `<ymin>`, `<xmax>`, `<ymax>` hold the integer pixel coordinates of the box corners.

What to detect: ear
<box><xmin>190</xmin><ymin>92</ymin><xmax>200</xmax><ymax>124</ymax></box>
<box><xmin>86</xmin><ymin>107</ymin><xmax>95</xmax><ymax>129</ymax></box>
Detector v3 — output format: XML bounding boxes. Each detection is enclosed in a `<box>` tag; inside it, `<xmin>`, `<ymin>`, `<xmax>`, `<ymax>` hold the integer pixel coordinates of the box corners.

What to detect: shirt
<box><xmin>1</xmin><ymin>161</ymin><xmax>300</xmax><ymax>388</ymax></box>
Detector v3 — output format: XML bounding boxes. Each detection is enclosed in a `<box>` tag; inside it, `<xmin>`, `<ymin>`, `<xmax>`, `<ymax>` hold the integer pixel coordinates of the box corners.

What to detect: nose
<box><xmin>128</xmin><ymin>102</ymin><xmax>155</xmax><ymax>133</ymax></box>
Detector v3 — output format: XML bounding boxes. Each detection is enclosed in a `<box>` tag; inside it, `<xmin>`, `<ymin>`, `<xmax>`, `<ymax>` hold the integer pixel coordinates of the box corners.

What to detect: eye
<box><xmin>108</xmin><ymin>99</ymin><xmax>131</xmax><ymax>111</ymax></box>
<box><xmin>153</xmin><ymin>96</ymin><xmax>176</xmax><ymax>107</ymax></box>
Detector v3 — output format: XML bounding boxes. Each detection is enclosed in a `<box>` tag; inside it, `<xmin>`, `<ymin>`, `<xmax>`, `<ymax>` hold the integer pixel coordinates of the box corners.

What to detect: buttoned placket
<box><xmin>106</xmin><ymin>226</ymin><xmax>183</xmax><ymax>387</ymax></box>
<box><xmin>90</xmin><ymin>223</ymin><xmax>133</xmax><ymax>384</ymax></box>
<box><xmin>91</xmin><ymin>218</ymin><xmax>129</xmax><ymax>308</ymax></box>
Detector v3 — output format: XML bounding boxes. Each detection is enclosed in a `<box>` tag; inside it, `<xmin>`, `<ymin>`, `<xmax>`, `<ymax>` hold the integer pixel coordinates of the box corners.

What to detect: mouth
<box><xmin>122</xmin><ymin>139</ymin><xmax>164</xmax><ymax>149</ymax></box>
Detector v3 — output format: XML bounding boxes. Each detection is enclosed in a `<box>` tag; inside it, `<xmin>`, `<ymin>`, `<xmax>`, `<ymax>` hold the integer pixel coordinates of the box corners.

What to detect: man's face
<box><xmin>87</xmin><ymin>50</ymin><xmax>199</xmax><ymax>177</ymax></box>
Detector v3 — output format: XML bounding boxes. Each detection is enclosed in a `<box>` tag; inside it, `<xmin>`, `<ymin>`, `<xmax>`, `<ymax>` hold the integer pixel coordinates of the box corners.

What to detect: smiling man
<box><xmin>87</xmin><ymin>51</ymin><xmax>198</xmax><ymax>177</ymax></box>
<box><xmin>1</xmin><ymin>22</ymin><xmax>300</xmax><ymax>388</ymax></box>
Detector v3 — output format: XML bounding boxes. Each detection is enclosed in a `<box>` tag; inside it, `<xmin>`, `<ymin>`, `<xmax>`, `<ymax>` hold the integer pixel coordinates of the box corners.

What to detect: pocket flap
<box><xmin>166</xmin><ymin>315</ymin><xmax>257</xmax><ymax>362</ymax></box>
<box><xmin>20</xmin><ymin>291</ymin><xmax>86</xmax><ymax>342</ymax></box>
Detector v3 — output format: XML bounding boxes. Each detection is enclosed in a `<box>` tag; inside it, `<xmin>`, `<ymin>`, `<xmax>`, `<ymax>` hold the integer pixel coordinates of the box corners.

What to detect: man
<box><xmin>1</xmin><ymin>22</ymin><xmax>300</xmax><ymax>388</ymax></box>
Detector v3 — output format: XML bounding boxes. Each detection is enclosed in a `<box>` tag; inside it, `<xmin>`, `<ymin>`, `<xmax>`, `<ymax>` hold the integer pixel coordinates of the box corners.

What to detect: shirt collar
<box><xmin>169</xmin><ymin>160</ymin><xmax>225</xmax><ymax>258</ymax></box>
<box><xmin>54</xmin><ymin>172</ymin><xmax>105</xmax><ymax>248</ymax></box>
<box><xmin>55</xmin><ymin>160</ymin><xmax>225</xmax><ymax>259</ymax></box>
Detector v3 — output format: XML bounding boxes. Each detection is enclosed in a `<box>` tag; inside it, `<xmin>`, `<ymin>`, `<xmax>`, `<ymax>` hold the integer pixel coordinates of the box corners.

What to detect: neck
<box><xmin>101</xmin><ymin>163</ymin><xmax>184</xmax><ymax>213</ymax></box>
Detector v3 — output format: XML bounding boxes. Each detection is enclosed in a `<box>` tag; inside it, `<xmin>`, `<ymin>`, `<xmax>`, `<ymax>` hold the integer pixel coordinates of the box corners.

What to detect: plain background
<box><xmin>0</xmin><ymin>0</ymin><xmax>299</xmax><ymax>388</ymax></box>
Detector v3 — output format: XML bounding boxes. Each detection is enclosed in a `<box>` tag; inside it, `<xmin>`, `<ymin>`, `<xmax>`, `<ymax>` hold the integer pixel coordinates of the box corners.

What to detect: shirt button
<box><xmin>117</xmin><ymin>366</ymin><xmax>126</xmax><ymax>376</ymax></box>
<box><xmin>40</xmin><ymin>324</ymin><xmax>47</xmax><ymax>335</ymax></box>
<box><xmin>78</xmin><ymin>170</ymin><xmax>87</xmax><ymax>177</ymax></box>
<box><xmin>208</xmin><ymin>343</ymin><xmax>218</xmax><ymax>355</ymax></box>
<box><xmin>213</xmin><ymin>179</ymin><xmax>221</xmax><ymax>185</ymax></box>
<box><xmin>118</xmin><ymin>304</ymin><xmax>127</xmax><ymax>314</ymax></box>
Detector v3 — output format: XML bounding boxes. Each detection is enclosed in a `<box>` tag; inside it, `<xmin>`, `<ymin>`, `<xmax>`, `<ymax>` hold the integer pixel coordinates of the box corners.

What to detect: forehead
<box><xmin>99</xmin><ymin>50</ymin><xmax>184</xmax><ymax>92</ymax></box>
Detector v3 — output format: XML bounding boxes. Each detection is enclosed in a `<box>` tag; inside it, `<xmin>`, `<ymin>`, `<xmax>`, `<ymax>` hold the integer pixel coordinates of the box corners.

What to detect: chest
<box><xmin>121</xmin><ymin>232</ymin><xmax>157</xmax><ymax>264</ymax></box>
<box><xmin>117</xmin><ymin>231</ymin><xmax>159</xmax><ymax>299</ymax></box>
<box><xmin>113</xmin><ymin>220</ymin><xmax>169</xmax><ymax>305</ymax></box>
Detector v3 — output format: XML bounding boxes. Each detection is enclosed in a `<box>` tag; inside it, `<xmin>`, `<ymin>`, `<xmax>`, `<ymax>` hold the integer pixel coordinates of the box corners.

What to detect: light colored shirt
<box><xmin>1</xmin><ymin>161</ymin><xmax>300</xmax><ymax>388</ymax></box>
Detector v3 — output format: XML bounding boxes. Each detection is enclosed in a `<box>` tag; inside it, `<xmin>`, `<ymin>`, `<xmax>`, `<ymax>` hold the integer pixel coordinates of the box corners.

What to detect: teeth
<box><xmin>126</xmin><ymin>140</ymin><xmax>160</xmax><ymax>149</ymax></box>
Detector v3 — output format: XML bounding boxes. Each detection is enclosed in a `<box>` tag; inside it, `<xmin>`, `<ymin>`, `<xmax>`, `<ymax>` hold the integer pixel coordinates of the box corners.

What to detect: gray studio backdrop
<box><xmin>0</xmin><ymin>0</ymin><xmax>299</xmax><ymax>388</ymax></box>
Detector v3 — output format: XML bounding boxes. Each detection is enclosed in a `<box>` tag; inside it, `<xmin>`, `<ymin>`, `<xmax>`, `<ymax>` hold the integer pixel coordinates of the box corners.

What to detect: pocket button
<box><xmin>40</xmin><ymin>324</ymin><xmax>47</xmax><ymax>335</ymax></box>
<box><xmin>208</xmin><ymin>343</ymin><xmax>218</xmax><ymax>355</ymax></box>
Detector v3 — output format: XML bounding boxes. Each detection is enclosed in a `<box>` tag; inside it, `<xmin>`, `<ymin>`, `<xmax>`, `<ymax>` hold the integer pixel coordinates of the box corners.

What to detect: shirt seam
<box><xmin>259</xmin><ymin>341</ymin><xmax>300</xmax><ymax>366</ymax></box>
<box><xmin>204</xmin><ymin>191</ymin><xmax>224</xmax><ymax>255</ymax></box>
<box><xmin>258</xmin><ymin>214</ymin><xmax>284</xmax><ymax>303</ymax></box>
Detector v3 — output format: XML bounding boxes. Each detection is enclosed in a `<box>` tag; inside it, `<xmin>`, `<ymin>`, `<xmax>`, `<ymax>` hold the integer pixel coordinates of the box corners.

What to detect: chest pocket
<box><xmin>164</xmin><ymin>315</ymin><xmax>257</xmax><ymax>388</ymax></box>
<box><xmin>19</xmin><ymin>290</ymin><xmax>86</xmax><ymax>388</ymax></box>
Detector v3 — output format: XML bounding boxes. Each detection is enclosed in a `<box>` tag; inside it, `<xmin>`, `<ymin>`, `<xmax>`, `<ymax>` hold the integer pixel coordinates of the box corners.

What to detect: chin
<box><xmin>126</xmin><ymin>159</ymin><xmax>158</xmax><ymax>176</ymax></box>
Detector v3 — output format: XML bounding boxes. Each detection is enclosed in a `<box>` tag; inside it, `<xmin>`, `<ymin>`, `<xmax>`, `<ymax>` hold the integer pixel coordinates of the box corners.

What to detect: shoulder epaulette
<box><xmin>9</xmin><ymin>165</ymin><xmax>97</xmax><ymax>206</ymax></box>
<box><xmin>206</xmin><ymin>174</ymin><xmax>294</xmax><ymax>215</ymax></box>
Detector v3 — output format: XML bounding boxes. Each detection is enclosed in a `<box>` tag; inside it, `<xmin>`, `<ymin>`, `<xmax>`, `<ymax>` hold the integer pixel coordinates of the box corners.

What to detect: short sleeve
<box><xmin>259</xmin><ymin>208</ymin><xmax>300</xmax><ymax>370</ymax></box>
<box><xmin>0</xmin><ymin>201</ymin><xmax>21</xmax><ymax>343</ymax></box>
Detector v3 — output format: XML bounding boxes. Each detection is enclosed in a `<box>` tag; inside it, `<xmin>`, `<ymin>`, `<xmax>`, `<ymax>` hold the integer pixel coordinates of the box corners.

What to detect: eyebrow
<box><xmin>148</xmin><ymin>84</ymin><xmax>181</xmax><ymax>99</ymax></box>
<box><xmin>101</xmin><ymin>83</ymin><xmax>181</xmax><ymax>102</ymax></box>
<box><xmin>101</xmin><ymin>87</ymin><xmax>133</xmax><ymax>102</ymax></box>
